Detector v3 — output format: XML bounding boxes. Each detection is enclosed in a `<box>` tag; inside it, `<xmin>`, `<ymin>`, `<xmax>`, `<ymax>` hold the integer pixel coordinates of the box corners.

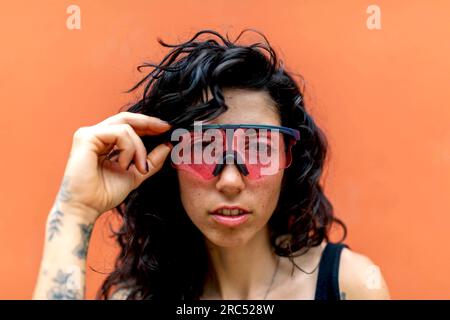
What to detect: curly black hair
<box><xmin>97</xmin><ymin>28</ymin><xmax>347</xmax><ymax>300</ymax></box>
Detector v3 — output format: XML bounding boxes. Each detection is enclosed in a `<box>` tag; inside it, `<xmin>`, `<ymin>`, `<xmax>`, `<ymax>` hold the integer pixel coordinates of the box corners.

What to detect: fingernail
<box><xmin>163</xmin><ymin>141</ymin><xmax>173</xmax><ymax>148</ymax></box>
<box><xmin>158</xmin><ymin>119</ymin><xmax>170</xmax><ymax>126</ymax></box>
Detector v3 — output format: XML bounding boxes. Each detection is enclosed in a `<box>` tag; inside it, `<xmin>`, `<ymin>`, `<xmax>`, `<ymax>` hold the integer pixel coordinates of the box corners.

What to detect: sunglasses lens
<box><xmin>234</xmin><ymin>129</ymin><xmax>294</xmax><ymax>179</ymax></box>
<box><xmin>170</xmin><ymin>128</ymin><xmax>296</xmax><ymax>180</ymax></box>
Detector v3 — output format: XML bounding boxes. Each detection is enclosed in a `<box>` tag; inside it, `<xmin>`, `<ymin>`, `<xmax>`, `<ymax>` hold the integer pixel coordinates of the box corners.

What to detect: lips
<box><xmin>210</xmin><ymin>206</ymin><xmax>251</xmax><ymax>216</ymax></box>
<box><xmin>209</xmin><ymin>206</ymin><xmax>251</xmax><ymax>227</ymax></box>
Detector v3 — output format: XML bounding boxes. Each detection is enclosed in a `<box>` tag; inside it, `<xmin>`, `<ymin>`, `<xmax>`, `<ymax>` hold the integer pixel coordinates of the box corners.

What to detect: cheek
<box><xmin>248</xmin><ymin>173</ymin><xmax>284</xmax><ymax>214</ymax></box>
<box><xmin>177</xmin><ymin>171</ymin><xmax>210</xmax><ymax>214</ymax></box>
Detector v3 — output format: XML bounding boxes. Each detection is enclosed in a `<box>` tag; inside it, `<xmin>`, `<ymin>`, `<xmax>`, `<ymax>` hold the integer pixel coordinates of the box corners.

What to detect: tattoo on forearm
<box><xmin>72</xmin><ymin>223</ymin><xmax>94</xmax><ymax>259</ymax></box>
<box><xmin>47</xmin><ymin>206</ymin><xmax>64</xmax><ymax>241</ymax></box>
<box><xmin>57</xmin><ymin>176</ymin><xmax>72</xmax><ymax>202</ymax></box>
<box><xmin>340</xmin><ymin>292</ymin><xmax>346</xmax><ymax>300</ymax></box>
<box><xmin>47</xmin><ymin>176</ymin><xmax>72</xmax><ymax>241</ymax></box>
<box><xmin>47</xmin><ymin>269</ymin><xmax>82</xmax><ymax>300</ymax></box>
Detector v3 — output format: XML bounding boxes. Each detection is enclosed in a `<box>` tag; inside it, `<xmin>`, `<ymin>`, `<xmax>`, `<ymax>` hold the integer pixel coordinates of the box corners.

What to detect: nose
<box><xmin>215</xmin><ymin>164</ymin><xmax>246</xmax><ymax>195</ymax></box>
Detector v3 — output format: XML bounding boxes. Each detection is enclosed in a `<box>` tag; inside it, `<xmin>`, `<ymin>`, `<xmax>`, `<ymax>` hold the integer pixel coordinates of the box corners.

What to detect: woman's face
<box><xmin>177</xmin><ymin>88</ymin><xmax>284</xmax><ymax>248</ymax></box>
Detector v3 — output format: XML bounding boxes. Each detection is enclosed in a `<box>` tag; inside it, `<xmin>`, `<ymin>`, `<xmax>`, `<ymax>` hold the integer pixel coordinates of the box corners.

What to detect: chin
<box><xmin>203</xmin><ymin>230</ymin><xmax>254</xmax><ymax>248</ymax></box>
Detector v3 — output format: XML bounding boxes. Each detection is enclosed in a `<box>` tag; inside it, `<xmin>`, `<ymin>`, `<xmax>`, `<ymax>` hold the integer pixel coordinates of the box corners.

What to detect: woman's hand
<box><xmin>58</xmin><ymin>111</ymin><xmax>172</xmax><ymax>222</ymax></box>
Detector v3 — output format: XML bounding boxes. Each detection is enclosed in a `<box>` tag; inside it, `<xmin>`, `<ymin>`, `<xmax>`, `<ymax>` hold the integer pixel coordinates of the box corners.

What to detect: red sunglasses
<box><xmin>168</xmin><ymin>124</ymin><xmax>300</xmax><ymax>180</ymax></box>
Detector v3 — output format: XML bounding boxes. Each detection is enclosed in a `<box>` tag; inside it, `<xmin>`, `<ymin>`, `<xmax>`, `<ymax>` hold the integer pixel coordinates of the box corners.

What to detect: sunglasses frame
<box><xmin>186</xmin><ymin>123</ymin><xmax>300</xmax><ymax>141</ymax></box>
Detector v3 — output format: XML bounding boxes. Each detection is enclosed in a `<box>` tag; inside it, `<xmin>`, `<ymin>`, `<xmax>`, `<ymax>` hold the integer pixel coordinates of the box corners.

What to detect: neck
<box><xmin>202</xmin><ymin>226</ymin><xmax>279</xmax><ymax>300</ymax></box>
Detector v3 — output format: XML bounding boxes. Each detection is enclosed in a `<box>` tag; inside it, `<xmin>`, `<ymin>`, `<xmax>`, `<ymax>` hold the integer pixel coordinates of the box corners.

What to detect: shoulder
<box><xmin>338</xmin><ymin>246</ymin><xmax>391</xmax><ymax>299</ymax></box>
<box><xmin>108</xmin><ymin>288</ymin><xmax>132</xmax><ymax>300</ymax></box>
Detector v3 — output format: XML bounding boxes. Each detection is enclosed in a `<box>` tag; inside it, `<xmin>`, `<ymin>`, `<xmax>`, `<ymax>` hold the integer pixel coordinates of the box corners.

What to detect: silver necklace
<box><xmin>263</xmin><ymin>255</ymin><xmax>280</xmax><ymax>300</ymax></box>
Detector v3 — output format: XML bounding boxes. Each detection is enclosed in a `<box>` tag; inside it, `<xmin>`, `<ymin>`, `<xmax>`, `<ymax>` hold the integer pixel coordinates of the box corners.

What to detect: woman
<box><xmin>33</xmin><ymin>29</ymin><xmax>390</xmax><ymax>300</ymax></box>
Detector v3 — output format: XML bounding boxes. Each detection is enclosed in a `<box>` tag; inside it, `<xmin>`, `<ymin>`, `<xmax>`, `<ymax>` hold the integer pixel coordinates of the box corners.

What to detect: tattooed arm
<box><xmin>32</xmin><ymin>181</ymin><xmax>98</xmax><ymax>300</ymax></box>
<box><xmin>32</xmin><ymin>112</ymin><xmax>172</xmax><ymax>299</ymax></box>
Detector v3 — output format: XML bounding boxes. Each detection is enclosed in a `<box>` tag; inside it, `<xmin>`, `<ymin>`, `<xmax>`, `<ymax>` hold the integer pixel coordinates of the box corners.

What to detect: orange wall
<box><xmin>1</xmin><ymin>0</ymin><xmax>449</xmax><ymax>299</ymax></box>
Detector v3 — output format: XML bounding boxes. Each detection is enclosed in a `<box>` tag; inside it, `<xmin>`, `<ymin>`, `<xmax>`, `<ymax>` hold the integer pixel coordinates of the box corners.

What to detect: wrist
<box><xmin>44</xmin><ymin>201</ymin><xmax>96</xmax><ymax>260</ymax></box>
<box><xmin>48</xmin><ymin>201</ymin><xmax>99</xmax><ymax>226</ymax></box>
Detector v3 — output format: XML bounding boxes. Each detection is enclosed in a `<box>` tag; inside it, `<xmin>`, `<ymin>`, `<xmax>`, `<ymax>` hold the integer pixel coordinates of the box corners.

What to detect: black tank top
<box><xmin>314</xmin><ymin>242</ymin><xmax>350</xmax><ymax>300</ymax></box>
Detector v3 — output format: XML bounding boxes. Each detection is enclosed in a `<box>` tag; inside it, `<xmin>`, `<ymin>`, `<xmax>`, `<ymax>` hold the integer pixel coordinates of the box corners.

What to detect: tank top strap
<box><xmin>314</xmin><ymin>242</ymin><xmax>350</xmax><ymax>300</ymax></box>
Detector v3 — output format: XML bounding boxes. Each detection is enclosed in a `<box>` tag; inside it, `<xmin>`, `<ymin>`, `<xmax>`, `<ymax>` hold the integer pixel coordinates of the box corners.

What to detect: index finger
<box><xmin>98</xmin><ymin>111</ymin><xmax>171</xmax><ymax>136</ymax></box>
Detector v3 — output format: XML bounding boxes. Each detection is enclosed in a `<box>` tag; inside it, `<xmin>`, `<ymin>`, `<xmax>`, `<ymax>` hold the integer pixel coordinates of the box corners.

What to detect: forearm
<box><xmin>33</xmin><ymin>201</ymin><xmax>97</xmax><ymax>300</ymax></box>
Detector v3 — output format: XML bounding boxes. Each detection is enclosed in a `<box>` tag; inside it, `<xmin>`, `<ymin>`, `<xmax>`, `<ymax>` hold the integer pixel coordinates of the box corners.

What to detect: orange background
<box><xmin>1</xmin><ymin>0</ymin><xmax>449</xmax><ymax>299</ymax></box>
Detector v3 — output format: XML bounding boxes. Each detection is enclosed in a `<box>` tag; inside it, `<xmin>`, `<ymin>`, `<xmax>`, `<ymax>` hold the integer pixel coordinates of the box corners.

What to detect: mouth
<box><xmin>209</xmin><ymin>206</ymin><xmax>251</xmax><ymax>227</ymax></box>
